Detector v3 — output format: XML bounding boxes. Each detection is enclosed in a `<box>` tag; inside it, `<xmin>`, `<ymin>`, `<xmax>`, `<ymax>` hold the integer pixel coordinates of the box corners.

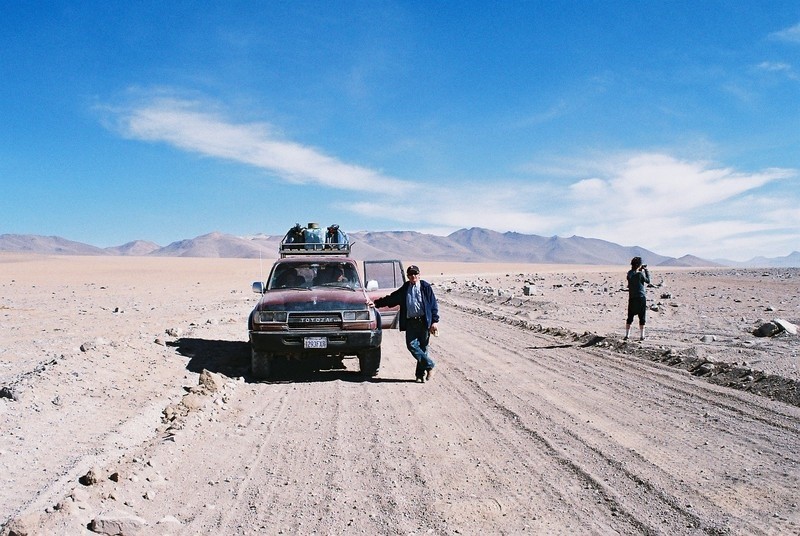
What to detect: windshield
<box><xmin>269</xmin><ymin>261</ymin><xmax>361</xmax><ymax>290</ymax></box>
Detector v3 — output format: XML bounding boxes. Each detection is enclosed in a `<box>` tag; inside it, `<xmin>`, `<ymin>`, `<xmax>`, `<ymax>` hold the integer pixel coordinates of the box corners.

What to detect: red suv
<box><xmin>248</xmin><ymin>225</ymin><xmax>405</xmax><ymax>379</ymax></box>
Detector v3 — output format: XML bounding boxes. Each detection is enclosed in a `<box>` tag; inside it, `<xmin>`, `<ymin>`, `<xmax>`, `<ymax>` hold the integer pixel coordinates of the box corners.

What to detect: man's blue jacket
<box><xmin>374</xmin><ymin>280</ymin><xmax>439</xmax><ymax>331</ymax></box>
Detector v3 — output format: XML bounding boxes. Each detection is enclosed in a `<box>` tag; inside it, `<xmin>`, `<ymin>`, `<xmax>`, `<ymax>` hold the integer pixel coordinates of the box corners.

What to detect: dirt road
<box><xmin>1</xmin><ymin>256</ymin><xmax>798</xmax><ymax>535</ymax></box>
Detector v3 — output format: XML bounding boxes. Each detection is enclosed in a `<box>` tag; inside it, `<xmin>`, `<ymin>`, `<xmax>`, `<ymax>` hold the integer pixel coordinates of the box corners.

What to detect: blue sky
<box><xmin>1</xmin><ymin>1</ymin><xmax>798</xmax><ymax>261</ymax></box>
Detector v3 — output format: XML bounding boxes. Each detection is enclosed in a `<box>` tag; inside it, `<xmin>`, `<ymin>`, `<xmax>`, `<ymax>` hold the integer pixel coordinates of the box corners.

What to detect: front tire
<box><xmin>251</xmin><ymin>348</ymin><xmax>273</xmax><ymax>379</ymax></box>
<box><xmin>358</xmin><ymin>347</ymin><xmax>381</xmax><ymax>377</ymax></box>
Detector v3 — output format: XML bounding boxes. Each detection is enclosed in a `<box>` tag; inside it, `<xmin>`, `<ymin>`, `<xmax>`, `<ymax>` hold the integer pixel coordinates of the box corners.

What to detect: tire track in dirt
<box><xmin>435</xmin><ymin>312</ymin><xmax>714</xmax><ymax>533</ymax></box>
<box><xmin>436</xmin><ymin>303</ymin><xmax>800</xmax><ymax>534</ymax></box>
<box><xmin>5</xmin><ymin>290</ymin><xmax>798</xmax><ymax>535</ymax></box>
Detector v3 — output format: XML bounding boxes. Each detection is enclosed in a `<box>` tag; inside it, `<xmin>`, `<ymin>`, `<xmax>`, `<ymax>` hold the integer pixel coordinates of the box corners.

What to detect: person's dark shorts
<box><xmin>627</xmin><ymin>296</ymin><xmax>647</xmax><ymax>325</ymax></box>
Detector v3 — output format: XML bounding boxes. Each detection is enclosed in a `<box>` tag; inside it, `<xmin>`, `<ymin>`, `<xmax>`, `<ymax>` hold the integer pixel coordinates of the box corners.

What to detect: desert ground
<box><xmin>1</xmin><ymin>254</ymin><xmax>798</xmax><ymax>535</ymax></box>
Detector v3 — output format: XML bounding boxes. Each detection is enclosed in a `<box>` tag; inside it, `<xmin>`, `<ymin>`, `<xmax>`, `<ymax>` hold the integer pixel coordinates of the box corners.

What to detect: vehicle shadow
<box><xmin>169</xmin><ymin>337</ymin><xmax>251</xmax><ymax>378</ymax></box>
<box><xmin>169</xmin><ymin>337</ymin><xmax>414</xmax><ymax>384</ymax></box>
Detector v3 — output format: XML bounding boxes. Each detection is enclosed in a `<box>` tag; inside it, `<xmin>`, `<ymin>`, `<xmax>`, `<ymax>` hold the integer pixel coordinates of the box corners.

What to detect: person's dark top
<box><xmin>374</xmin><ymin>280</ymin><xmax>439</xmax><ymax>331</ymax></box>
<box><xmin>627</xmin><ymin>269</ymin><xmax>650</xmax><ymax>298</ymax></box>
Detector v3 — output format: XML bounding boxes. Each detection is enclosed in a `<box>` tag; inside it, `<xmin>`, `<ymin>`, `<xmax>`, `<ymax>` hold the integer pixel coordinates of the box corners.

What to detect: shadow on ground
<box><xmin>169</xmin><ymin>337</ymin><xmax>251</xmax><ymax>378</ymax></box>
<box><xmin>169</xmin><ymin>337</ymin><xmax>414</xmax><ymax>385</ymax></box>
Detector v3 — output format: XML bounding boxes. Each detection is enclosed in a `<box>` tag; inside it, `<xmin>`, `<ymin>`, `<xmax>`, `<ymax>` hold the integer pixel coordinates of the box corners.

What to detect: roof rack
<box><xmin>279</xmin><ymin>223</ymin><xmax>351</xmax><ymax>258</ymax></box>
<box><xmin>279</xmin><ymin>241</ymin><xmax>351</xmax><ymax>258</ymax></box>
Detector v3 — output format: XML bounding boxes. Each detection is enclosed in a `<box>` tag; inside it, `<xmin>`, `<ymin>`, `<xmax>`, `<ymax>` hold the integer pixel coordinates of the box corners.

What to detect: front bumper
<box><xmin>249</xmin><ymin>329</ymin><xmax>382</xmax><ymax>357</ymax></box>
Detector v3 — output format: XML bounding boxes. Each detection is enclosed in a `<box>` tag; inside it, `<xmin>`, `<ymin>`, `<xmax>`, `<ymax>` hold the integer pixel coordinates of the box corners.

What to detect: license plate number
<box><xmin>304</xmin><ymin>337</ymin><xmax>327</xmax><ymax>349</ymax></box>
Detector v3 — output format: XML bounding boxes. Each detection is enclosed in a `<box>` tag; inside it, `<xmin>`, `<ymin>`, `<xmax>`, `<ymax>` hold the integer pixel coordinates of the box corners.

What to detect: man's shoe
<box><xmin>426</xmin><ymin>368</ymin><xmax>434</xmax><ymax>381</ymax></box>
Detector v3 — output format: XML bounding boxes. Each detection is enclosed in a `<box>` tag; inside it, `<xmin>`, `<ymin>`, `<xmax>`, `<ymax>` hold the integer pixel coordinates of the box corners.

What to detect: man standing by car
<box><xmin>374</xmin><ymin>265</ymin><xmax>439</xmax><ymax>382</ymax></box>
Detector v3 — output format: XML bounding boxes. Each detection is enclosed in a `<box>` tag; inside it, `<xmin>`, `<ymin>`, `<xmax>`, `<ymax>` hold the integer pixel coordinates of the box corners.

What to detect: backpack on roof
<box><xmin>285</xmin><ymin>223</ymin><xmax>305</xmax><ymax>250</ymax></box>
<box><xmin>325</xmin><ymin>224</ymin><xmax>349</xmax><ymax>250</ymax></box>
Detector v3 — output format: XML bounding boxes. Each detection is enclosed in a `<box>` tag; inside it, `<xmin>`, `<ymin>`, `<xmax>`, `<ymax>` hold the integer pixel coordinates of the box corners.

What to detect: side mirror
<box><xmin>252</xmin><ymin>281</ymin><xmax>265</xmax><ymax>294</ymax></box>
<box><xmin>366</xmin><ymin>280</ymin><xmax>379</xmax><ymax>291</ymax></box>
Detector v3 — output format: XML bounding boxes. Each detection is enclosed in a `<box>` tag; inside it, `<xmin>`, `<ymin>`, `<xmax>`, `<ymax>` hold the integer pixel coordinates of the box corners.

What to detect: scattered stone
<box><xmin>88</xmin><ymin>511</ymin><xmax>147</xmax><ymax>536</ymax></box>
<box><xmin>198</xmin><ymin>369</ymin><xmax>225</xmax><ymax>393</ymax></box>
<box><xmin>700</xmin><ymin>335</ymin><xmax>716</xmax><ymax>343</ymax></box>
<box><xmin>109</xmin><ymin>472</ymin><xmax>120</xmax><ymax>482</ymax></box>
<box><xmin>773</xmin><ymin>318</ymin><xmax>797</xmax><ymax>335</ymax></box>
<box><xmin>523</xmin><ymin>285</ymin><xmax>535</xmax><ymax>296</ymax></box>
<box><xmin>79</xmin><ymin>466</ymin><xmax>103</xmax><ymax>486</ymax></box>
<box><xmin>181</xmin><ymin>392</ymin><xmax>206</xmax><ymax>411</ymax></box>
<box><xmin>156</xmin><ymin>516</ymin><xmax>183</xmax><ymax>530</ymax></box>
<box><xmin>1</xmin><ymin>385</ymin><xmax>19</xmax><ymax>401</ymax></box>
<box><xmin>695</xmin><ymin>362</ymin><xmax>716</xmax><ymax>376</ymax></box>
<box><xmin>2</xmin><ymin>513</ymin><xmax>40</xmax><ymax>536</ymax></box>
<box><xmin>80</xmin><ymin>341</ymin><xmax>97</xmax><ymax>352</ymax></box>
<box><xmin>165</xmin><ymin>327</ymin><xmax>181</xmax><ymax>337</ymax></box>
<box><xmin>153</xmin><ymin>338</ymin><xmax>166</xmax><ymax>346</ymax></box>
<box><xmin>660</xmin><ymin>293</ymin><xmax>672</xmax><ymax>299</ymax></box>
<box><xmin>754</xmin><ymin>321</ymin><xmax>781</xmax><ymax>338</ymax></box>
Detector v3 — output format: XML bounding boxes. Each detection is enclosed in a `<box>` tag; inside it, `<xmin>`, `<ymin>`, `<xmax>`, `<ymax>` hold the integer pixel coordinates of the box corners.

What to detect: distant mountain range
<box><xmin>0</xmin><ymin>230</ymin><xmax>797</xmax><ymax>267</ymax></box>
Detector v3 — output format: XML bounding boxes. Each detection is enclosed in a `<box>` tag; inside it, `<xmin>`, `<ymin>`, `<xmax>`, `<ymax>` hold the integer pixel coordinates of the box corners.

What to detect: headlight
<box><xmin>257</xmin><ymin>311</ymin><xmax>288</xmax><ymax>323</ymax></box>
<box><xmin>342</xmin><ymin>310</ymin><xmax>370</xmax><ymax>321</ymax></box>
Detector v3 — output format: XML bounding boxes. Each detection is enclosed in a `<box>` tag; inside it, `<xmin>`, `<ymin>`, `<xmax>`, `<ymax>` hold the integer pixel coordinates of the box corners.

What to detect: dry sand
<box><xmin>1</xmin><ymin>254</ymin><xmax>798</xmax><ymax>535</ymax></box>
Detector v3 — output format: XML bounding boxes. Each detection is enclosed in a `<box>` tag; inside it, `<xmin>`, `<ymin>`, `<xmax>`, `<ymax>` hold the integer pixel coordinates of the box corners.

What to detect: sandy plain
<box><xmin>1</xmin><ymin>254</ymin><xmax>798</xmax><ymax>535</ymax></box>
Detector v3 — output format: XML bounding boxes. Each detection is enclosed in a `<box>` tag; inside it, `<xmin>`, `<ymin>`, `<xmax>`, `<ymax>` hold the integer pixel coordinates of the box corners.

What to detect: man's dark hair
<box><xmin>631</xmin><ymin>256</ymin><xmax>642</xmax><ymax>269</ymax></box>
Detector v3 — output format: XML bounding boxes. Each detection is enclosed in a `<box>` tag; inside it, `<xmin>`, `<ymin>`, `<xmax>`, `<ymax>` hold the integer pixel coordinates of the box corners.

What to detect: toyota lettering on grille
<box><xmin>299</xmin><ymin>316</ymin><xmax>339</xmax><ymax>323</ymax></box>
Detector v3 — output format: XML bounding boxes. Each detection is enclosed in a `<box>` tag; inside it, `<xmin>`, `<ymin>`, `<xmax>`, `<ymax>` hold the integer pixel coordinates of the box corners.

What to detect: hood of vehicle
<box><xmin>255</xmin><ymin>288</ymin><xmax>369</xmax><ymax>312</ymax></box>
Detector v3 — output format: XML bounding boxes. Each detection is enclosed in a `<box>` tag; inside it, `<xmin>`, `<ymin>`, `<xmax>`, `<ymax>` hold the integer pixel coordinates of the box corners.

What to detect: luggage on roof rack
<box><xmin>279</xmin><ymin>222</ymin><xmax>351</xmax><ymax>257</ymax></box>
<box><xmin>325</xmin><ymin>224</ymin><xmax>349</xmax><ymax>251</ymax></box>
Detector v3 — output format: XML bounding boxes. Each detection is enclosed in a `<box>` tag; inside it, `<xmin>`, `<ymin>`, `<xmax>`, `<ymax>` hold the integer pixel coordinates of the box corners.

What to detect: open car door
<box><xmin>364</xmin><ymin>259</ymin><xmax>406</xmax><ymax>329</ymax></box>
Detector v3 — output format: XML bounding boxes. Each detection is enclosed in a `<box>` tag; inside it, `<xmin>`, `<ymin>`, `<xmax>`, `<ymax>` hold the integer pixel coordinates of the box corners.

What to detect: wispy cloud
<box><xmin>102</xmin><ymin>95</ymin><xmax>797</xmax><ymax>260</ymax></box>
<box><xmin>349</xmin><ymin>182</ymin><xmax>562</xmax><ymax>233</ymax></box>
<box><xmin>770</xmin><ymin>22</ymin><xmax>800</xmax><ymax>44</ymax></box>
<box><xmin>756</xmin><ymin>61</ymin><xmax>799</xmax><ymax>81</ymax></box>
<box><xmin>564</xmin><ymin>153</ymin><xmax>796</xmax><ymax>258</ymax></box>
<box><xmin>105</xmin><ymin>96</ymin><xmax>410</xmax><ymax>194</ymax></box>
<box><xmin>568</xmin><ymin>153</ymin><xmax>788</xmax><ymax>218</ymax></box>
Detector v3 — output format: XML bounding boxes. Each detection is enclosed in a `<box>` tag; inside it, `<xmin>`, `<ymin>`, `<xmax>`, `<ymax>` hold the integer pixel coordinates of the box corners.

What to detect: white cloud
<box><xmin>372</xmin><ymin>149</ymin><xmax>783</xmax><ymax>256</ymax></box>
<box><xmin>756</xmin><ymin>61</ymin><xmax>799</xmax><ymax>81</ymax></box>
<box><xmin>349</xmin><ymin>182</ymin><xmax>563</xmax><ymax>234</ymax></box>
<box><xmin>108</xmin><ymin>97</ymin><xmax>410</xmax><ymax>195</ymax></box>
<box><xmin>770</xmin><ymin>22</ymin><xmax>800</xmax><ymax>44</ymax></box>
<box><xmin>758</xmin><ymin>61</ymin><xmax>792</xmax><ymax>72</ymax></box>
<box><xmin>563</xmin><ymin>153</ymin><xmax>796</xmax><ymax>259</ymax></box>
<box><xmin>103</xmin><ymin>95</ymin><xmax>797</xmax><ymax>260</ymax></box>
<box><xmin>568</xmin><ymin>153</ymin><xmax>790</xmax><ymax>220</ymax></box>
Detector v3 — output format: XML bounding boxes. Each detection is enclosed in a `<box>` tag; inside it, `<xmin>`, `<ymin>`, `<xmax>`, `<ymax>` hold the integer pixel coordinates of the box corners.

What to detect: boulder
<box><xmin>89</xmin><ymin>511</ymin><xmax>147</xmax><ymax>535</ymax></box>
<box><xmin>754</xmin><ymin>321</ymin><xmax>780</xmax><ymax>337</ymax></box>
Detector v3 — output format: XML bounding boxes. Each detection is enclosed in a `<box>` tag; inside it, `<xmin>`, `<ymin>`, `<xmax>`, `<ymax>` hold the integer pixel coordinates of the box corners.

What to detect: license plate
<box><xmin>304</xmin><ymin>337</ymin><xmax>327</xmax><ymax>349</ymax></box>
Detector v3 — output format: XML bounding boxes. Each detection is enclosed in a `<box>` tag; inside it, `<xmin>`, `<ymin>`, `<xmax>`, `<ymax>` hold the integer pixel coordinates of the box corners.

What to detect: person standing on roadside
<box><xmin>625</xmin><ymin>256</ymin><xmax>650</xmax><ymax>341</ymax></box>
<box><xmin>373</xmin><ymin>265</ymin><xmax>439</xmax><ymax>382</ymax></box>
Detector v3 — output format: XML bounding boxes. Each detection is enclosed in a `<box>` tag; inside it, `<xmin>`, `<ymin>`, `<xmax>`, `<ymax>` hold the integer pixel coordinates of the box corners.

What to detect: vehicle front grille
<box><xmin>287</xmin><ymin>313</ymin><xmax>342</xmax><ymax>330</ymax></box>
